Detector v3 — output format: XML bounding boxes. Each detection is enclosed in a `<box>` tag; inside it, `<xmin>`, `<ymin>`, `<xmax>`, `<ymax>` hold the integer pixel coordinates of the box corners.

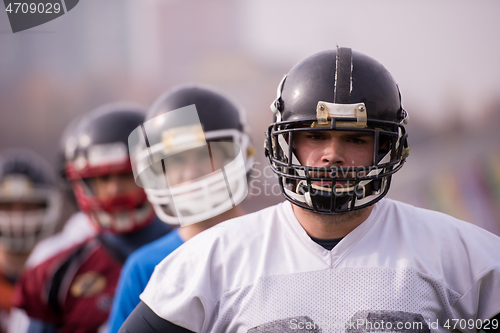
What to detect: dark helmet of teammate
<box><xmin>129</xmin><ymin>84</ymin><xmax>254</xmax><ymax>225</ymax></box>
<box><xmin>265</xmin><ymin>47</ymin><xmax>410</xmax><ymax>214</ymax></box>
<box><xmin>150</xmin><ymin>84</ymin><xmax>246</xmax><ymax>132</ymax></box>
<box><xmin>65</xmin><ymin>103</ymin><xmax>155</xmax><ymax>233</ymax></box>
<box><xmin>0</xmin><ymin>148</ymin><xmax>62</xmax><ymax>253</ymax></box>
<box><xmin>56</xmin><ymin>115</ymin><xmax>85</xmax><ymax>211</ymax></box>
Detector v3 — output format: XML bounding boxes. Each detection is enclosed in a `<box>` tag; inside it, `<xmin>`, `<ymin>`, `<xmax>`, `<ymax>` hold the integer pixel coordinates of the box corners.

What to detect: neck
<box><xmin>0</xmin><ymin>248</ymin><xmax>30</xmax><ymax>281</ymax></box>
<box><xmin>178</xmin><ymin>205</ymin><xmax>245</xmax><ymax>241</ymax></box>
<box><xmin>292</xmin><ymin>204</ymin><xmax>373</xmax><ymax>239</ymax></box>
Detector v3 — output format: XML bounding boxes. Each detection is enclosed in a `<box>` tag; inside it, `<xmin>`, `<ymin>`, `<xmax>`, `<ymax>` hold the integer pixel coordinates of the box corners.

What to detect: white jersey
<box><xmin>142</xmin><ymin>199</ymin><xmax>500</xmax><ymax>333</ymax></box>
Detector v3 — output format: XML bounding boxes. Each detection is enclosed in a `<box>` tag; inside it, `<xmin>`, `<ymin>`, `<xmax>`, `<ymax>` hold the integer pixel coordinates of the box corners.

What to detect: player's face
<box><xmin>163</xmin><ymin>144</ymin><xmax>227</xmax><ymax>186</ymax></box>
<box><xmin>88</xmin><ymin>172</ymin><xmax>138</xmax><ymax>199</ymax></box>
<box><xmin>293</xmin><ymin>130</ymin><xmax>374</xmax><ymax>188</ymax></box>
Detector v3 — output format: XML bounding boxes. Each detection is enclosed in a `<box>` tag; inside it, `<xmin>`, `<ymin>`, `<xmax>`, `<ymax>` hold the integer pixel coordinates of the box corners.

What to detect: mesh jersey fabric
<box><xmin>141</xmin><ymin>199</ymin><xmax>500</xmax><ymax>333</ymax></box>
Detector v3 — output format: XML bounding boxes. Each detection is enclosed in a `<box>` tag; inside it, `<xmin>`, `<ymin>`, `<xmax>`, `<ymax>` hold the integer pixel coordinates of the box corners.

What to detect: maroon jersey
<box><xmin>13</xmin><ymin>237</ymin><xmax>122</xmax><ymax>333</ymax></box>
<box><xmin>0</xmin><ymin>270</ymin><xmax>15</xmax><ymax>333</ymax></box>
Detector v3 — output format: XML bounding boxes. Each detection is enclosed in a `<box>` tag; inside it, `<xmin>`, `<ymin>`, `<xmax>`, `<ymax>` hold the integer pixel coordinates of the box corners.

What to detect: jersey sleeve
<box><xmin>447</xmin><ymin>221</ymin><xmax>500</xmax><ymax>322</ymax></box>
<box><xmin>12</xmin><ymin>261</ymin><xmax>61</xmax><ymax>326</ymax></box>
<box><xmin>119</xmin><ymin>301</ymin><xmax>194</xmax><ymax>333</ymax></box>
<box><xmin>454</xmin><ymin>264</ymin><xmax>500</xmax><ymax>322</ymax></box>
<box><xmin>140</xmin><ymin>236</ymin><xmax>219</xmax><ymax>333</ymax></box>
<box><xmin>12</xmin><ymin>240</ymin><xmax>93</xmax><ymax>328</ymax></box>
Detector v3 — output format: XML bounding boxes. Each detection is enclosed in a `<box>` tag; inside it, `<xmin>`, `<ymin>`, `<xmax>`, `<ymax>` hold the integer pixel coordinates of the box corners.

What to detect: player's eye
<box><xmin>306</xmin><ymin>132</ymin><xmax>325</xmax><ymax>140</ymax></box>
<box><xmin>345</xmin><ymin>135</ymin><xmax>371</xmax><ymax>144</ymax></box>
<box><xmin>347</xmin><ymin>137</ymin><xmax>365</xmax><ymax>144</ymax></box>
<box><xmin>95</xmin><ymin>174</ymin><xmax>111</xmax><ymax>182</ymax></box>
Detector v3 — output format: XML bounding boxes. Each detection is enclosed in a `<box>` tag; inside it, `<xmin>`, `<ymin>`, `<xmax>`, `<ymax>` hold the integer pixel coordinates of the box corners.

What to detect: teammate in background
<box><xmin>120</xmin><ymin>48</ymin><xmax>500</xmax><ymax>332</ymax></box>
<box><xmin>0</xmin><ymin>149</ymin><xmax>62</xmax><ymax>333</ymax></box>
<box><xmin>108</xmin><ymin>85</ymin><xmax>254</xmax><ymax>332</ymax></box>
<box><xmin>12</xmin><ymin>104</ymin><xmax>172</xmax><ymax>332</ymax></box>
<box><xmin>24</xmin><ymin>114</ymin><xmax>96</xmax><ymax>269</ymax></box>
<box><xmin>7</xmin><ymin>117</ymin><xmax>97</xmax><ymax>333</ymax></box>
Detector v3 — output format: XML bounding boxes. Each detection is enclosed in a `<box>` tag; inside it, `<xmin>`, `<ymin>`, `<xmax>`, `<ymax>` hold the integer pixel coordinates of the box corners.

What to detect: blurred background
<box><xmin>1</xmin><ymin>0</ymin><xmax>499</xmax><ymax>234</ymax></box>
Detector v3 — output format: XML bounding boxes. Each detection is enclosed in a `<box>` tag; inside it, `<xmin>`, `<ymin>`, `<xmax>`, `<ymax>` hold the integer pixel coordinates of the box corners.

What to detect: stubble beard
<box><xmin>301</xmin><ymin>205</ymin><xmax>371</xmax><ymax>227</ymax></box>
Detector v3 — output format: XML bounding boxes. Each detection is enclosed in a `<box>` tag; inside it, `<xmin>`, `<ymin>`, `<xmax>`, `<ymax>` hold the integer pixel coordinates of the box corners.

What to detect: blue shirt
<box><xmin>108</xmin><ymin>228</ymin><xmax>184</xmax><ymax>333</ymax></box>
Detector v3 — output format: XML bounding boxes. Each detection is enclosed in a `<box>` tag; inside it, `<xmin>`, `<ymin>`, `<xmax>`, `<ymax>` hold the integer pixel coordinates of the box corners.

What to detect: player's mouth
<box><xmin>311</xmin><ymin>180</ymin><xmax>354</xmax><ymax>190</ymax></box>
<box><xmin>308</xmin><ymin>168</ymin><xmax>362</xmax><ymax>192</ymax></box>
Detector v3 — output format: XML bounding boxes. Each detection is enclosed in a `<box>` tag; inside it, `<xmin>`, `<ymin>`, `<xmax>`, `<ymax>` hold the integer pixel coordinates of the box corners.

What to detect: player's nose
<box><xmin>181</xmin><ymin>159</ymin><xmax>211</xmax><ymax>181</ymax></box>
<box><xmin>321</xmin><ymin>137</ymin><xmax>345</xmax><ymax>166</ymax></box>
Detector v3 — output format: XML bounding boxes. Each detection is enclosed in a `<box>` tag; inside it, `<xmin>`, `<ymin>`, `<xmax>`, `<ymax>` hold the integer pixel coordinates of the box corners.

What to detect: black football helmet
<box><xmin>0</xmin><ymin>149</ymin><xmax>62</xmax><ymax>253</ymax></box>
<box><xmin>265</xmin><ymin>47</ymin><xmax>410</xmax><ymax>214</ymax></box>
<box><xmin>65</xmin><ymin>103</ymin><xmax>155</xmax><ymax>233</ymax></box>
<box><xmin>129</xmin><ymin>84</ymin><xmax>253</xmax><ymax>225</ymax></box>
<box><xmin>57</xmin><ymin>115</ymin><xmax>84</xmax><ymax>211</ymax></box>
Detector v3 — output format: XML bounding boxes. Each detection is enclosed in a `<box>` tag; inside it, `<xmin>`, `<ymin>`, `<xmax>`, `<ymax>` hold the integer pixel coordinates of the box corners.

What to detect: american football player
<box><xmin>0</xmin><ymin>149</ymin><xmax>61</xmax><ymax>333</ymax></box>
<box><xmin>120</xmin><ymin>48</ymin><xmax>500</xmax><ymax>333</ymax></box>
<box><xmin>108</xmin><ymin>84</ymin><xmax>253</xmax><ymax>333</ymax></box>
<box><xmin>12</xmin><ymin>103</ymin><xmax>172</xmax><ymax>333</ymax></box>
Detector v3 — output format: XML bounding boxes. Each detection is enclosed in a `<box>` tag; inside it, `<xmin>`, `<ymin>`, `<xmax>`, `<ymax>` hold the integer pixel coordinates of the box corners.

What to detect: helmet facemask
<box><xmin>71</xmin><ymin>175</ymin><xmax>153</xmax><ymax>233</ymax></box>
<box><xmin>0</xmin><ymin>177</ymin><xmax>61</xmax><ymax>253</ymax></box>
<box><xmin>65</xmin><ymin>106</ymin><xmax>157</xmax><ymax>234</ymax></box>
<box><xmin>129</xmin><ymin>103</ymin><xmax>252</xmax><ymax>226</ymax></box>
<box><xmin>266</xmin><ymin>102</ymin><xmax>409</xmax><ymax>215</ymax></box>
<box><xmin>0</xmin><ymin>150</ymin><xmax>62</xmax><ymax>254</ymax></box>
<box><xmin>265</xmin><ymin>48</ymin><xmax>410</xmax><ymax>215</ymax></box>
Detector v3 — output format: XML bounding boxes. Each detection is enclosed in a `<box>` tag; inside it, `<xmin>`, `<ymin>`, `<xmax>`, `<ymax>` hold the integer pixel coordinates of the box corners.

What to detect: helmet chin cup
<box><xmin>299</xmin><ymin>180</ymin><xmax>366</xmax><ymax>213</ymax></box>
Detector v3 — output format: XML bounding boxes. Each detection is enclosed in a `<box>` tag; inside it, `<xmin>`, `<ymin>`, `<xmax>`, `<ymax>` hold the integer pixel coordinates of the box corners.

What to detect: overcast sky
<box><xmin>1</xmin><ymin>0</ymin><xmax>499</xmax><ymax>129</ymax></box>
<box><xmin>238</xmin><ymin>0</ymin><xmax>500</xmax><ymax>127</ymax></box>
